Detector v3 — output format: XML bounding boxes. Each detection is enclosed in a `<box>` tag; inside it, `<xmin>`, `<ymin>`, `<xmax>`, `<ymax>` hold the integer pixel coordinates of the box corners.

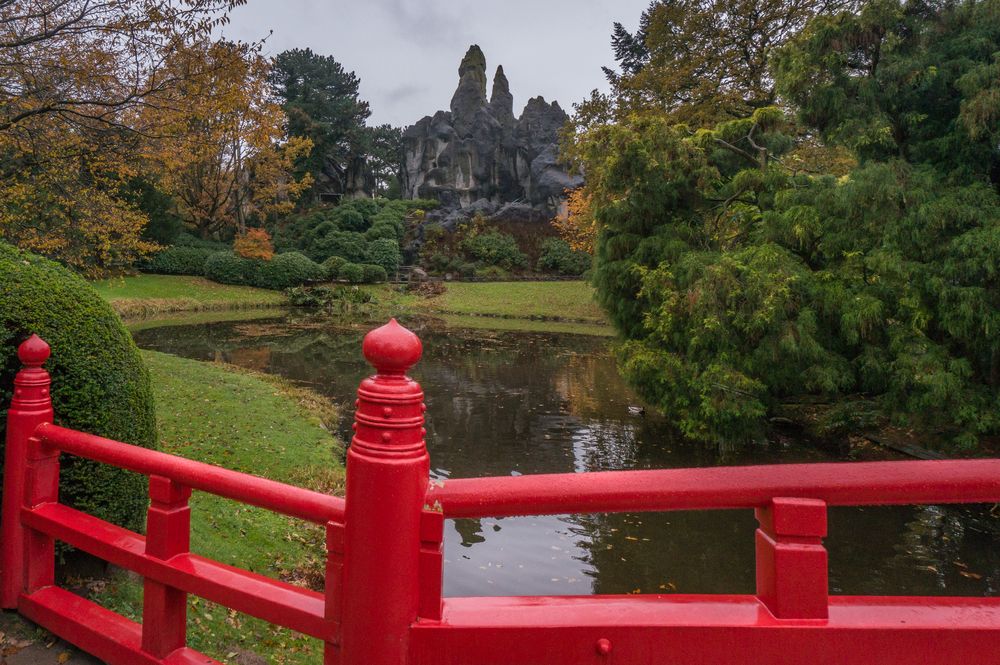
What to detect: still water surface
<box><xmin>133</xmin><ymin>313</ymin><xmax>1000</xmax><ymax>599</ymax></box>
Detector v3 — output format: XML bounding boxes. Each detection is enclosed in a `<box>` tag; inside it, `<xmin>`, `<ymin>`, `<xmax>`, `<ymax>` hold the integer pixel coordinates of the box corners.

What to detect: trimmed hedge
<box><xmin>145</xmin><ymin>246</ymin><xmax>214</xmax><ymax>275</ymax></box>
<box><xmin>366</xmin><ymin>238</ymin><xmax>401</xmax><ymax>275</ymax></box>
<box><xmin>322</xmin><ymin>255</ymin><xmax>349</xmax><ymax>278</ymax></box>
<box><xmin>0</xmin><ymin>242</ymin><xmax>156</xmax><ymax>533</ymax></box>
<box><xmin>253</xmin><ymin>252</ymin><xmax>326</xmax><ymax>290</ymax></box>
<box><xmin>204</xmin><ymin>251</ymin><xmax>254</xmax><ymax>286</ymax></box>
<box><xmin>338</xmin><ymin>263</ymin><xmax>365</xmax><ymax>284</ymax></box>
<box><xmin>360</xmin><ymin>263</ymin><xmax>388</xmax><ymax>284</ymax></box>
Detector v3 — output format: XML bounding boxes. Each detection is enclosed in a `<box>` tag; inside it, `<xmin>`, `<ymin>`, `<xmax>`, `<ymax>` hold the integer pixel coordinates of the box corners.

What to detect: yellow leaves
<box><xmin>552</xmin><ymin>187</ymin><xmax>598</xmax><ymax>254</ymax></box>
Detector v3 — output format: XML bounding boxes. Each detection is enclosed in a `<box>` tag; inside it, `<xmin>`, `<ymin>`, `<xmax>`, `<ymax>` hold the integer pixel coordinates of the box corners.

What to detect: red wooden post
<box><xmin>142</xmin><ymin>475</ymin><xmax>191</xmax><ymax>658</ymax></box>
<box><xmin>23</xmin><ymin>434</ymin><xmax>59</xmax><ymax>597</ymax></box>
<box><xmin>340</xmin><ymin>319</ymin><xmax>429</xmax><ymax>665</ymax></box>
<box><xmin>755</xmin><ymin>497</ymin><xmax>828</xmax><ymax>620</ymax></box>
<box><xmin>0</xmin><ymin>335</ymin><xmax>53</xmax><ymax>608</ymax></box>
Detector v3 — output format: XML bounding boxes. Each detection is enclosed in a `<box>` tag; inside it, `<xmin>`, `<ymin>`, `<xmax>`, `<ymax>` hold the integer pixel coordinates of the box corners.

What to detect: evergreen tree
<box><xmin>270</xmin><ymin>48</ymin><xmax>371</xmax><ymax>200</ymax></box>
<box><xmin>575</xmin><ymin>0</ymin><xmax>1000</xmax><ymax>447</ymax></box>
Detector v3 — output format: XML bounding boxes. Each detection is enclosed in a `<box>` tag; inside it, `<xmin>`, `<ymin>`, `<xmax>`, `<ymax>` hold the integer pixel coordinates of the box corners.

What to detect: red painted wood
<box><xmin>4</xmin><ymin>328</ymin><xmax>1000</xmax><ymax>665</ymax></box>
<box><xmin>22</xmin><ymin>503</ymin><xmax>332</xmax><ymax>639</ymax></box>
<box><xmin>427</xmin><ymin>459</ymin><xmax>1000</xmax><ymax>518</ymax></box>
<box><xmin>340</xmin><ymin>319</ymin><xmax>430</xmax><ymax>665</ymax></box>
<box><xmin>409</xmin><ymin>595</ymin><xmax>1000</xmax><ymax>664</ymax></box>
<box><xmin>34</xmin><ymin>422</ymin><xmax>345</xmax><ymax>525</ymax></box>
<box><xmin>0</xmin><ymin>335</ymin><xmax>52</xmax><ymax>607</ymax></box>
<box><xmin>20</xmin><ymin>586</ymin><xmax>219</xmax><ymax>665</ymax></box>
<box><xmin>142</xmin><ymin>476</ymin><xmax>192</xmax><ymax>657</ymax></box>
<box><xmin>755</xmin><ymin>498</ymin><xmax>829</xmax><ymax>619</ymax></box>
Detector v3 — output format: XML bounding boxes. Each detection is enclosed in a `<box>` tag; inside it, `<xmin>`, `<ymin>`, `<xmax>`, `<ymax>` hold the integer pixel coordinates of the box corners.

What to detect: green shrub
<box><xmin>338</xmin><ymin>262</ymin><xmax>365</xmax><ymax>284</ymax></box>
<box><xmin>254</xmin><ymin>252</ymin><xmax>326</xmax><ymax>290</ymax></box>
<box><xmin>365</xmin><ymin>222</ymin><xmax>401</xmax><ymax>242</ymax></box>
<box><xmin>366</xmin><ymin>238</ymin><xmax>402</xmax><ymax>275</ymax></box>
<box><xmin>0</xmin><ymin>242</ymin><xmax>156</xmax><ymax>532</ymax></box>
<box><xmin>537</xmin><ymin>238</ymin><xmax>592</xmax><ymax>276</ymax></box>
<box><xmin>145</xmin><ymin>246</ymin><xmax>214</xmax><ymax>275</ymax></box>
<box><xmin>360</xmin><ymin>263</ymin><xmax>388</xmax><ymax>284</ymax></box>
<box><xmin>322</xmin><ymin>255</ymin><xmax>349</xmax><ymax>279</ymax></box>
<box><xmin>331</xmin><ymin>209</ymin><xmax>366</xmax><ymax>233</ymax></box>
<box><xmin>314</xmin><ymin>231</ymin><xmax>368</xmax><ymax>264</ymax></box>
<box><xmin>458</xmin><ymin>262</ymin><xmax>477</xmax><ymax>279</ymax></box>
<box><xmin>286</xmin><ymin>285</ymin><xmax>374</xmax><ymax>309</ymax></box>
<box><xmin>204</xmin><ymin>251</ymin><xmax>255</xmax><ymax>286</ymax></box>
<box><xmin>462</xmin><ymin>231</ymin><xmax>528</xmax><ymax>270</ymax></box>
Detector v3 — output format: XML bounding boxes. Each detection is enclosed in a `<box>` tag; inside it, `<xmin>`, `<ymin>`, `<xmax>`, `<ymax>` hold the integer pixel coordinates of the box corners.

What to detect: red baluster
<box><xmin>0</xmin><ymin>335</ymin><xmax>54</xmax><ymax>608</ymax></box>
<box><xmin>339</xmin><ymin>320</ymin><xmax>428</xmax><ymax>665</ymax></box>
<box><xmin>142</xmin><ymin>475</ymin><xmax>191</xmax><ymax>658</ymax></box>
<box><xmin>755</xmin><ymin>497</ymin><xmax>829</xmax><ymax>620</ymax></box>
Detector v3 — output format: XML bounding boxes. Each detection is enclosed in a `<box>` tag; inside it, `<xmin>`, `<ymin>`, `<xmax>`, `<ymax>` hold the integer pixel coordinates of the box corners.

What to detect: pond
<box><xmin>133</xmin><ymin>312</ymin><xmax>1000</xmax><ymax>599</ymax></box>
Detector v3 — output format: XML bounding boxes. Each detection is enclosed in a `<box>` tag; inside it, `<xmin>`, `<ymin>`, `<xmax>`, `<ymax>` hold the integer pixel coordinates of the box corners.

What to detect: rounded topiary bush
<box><xmin>366</xmin><ymin>238</ymin><xmax>401</xmax><ymax>275</ymax></box>
<box><xmin>338</xmin><ymin>262</ymin><xmax>365</xmax><ymax>284</ymax></box>
<box><xmin>0</xmin><ymin>242</ymin><xmax>156</xmax><ymax>533</ymax></box>
<box><xmin>254</xmin><ymin>252</ymin><xmax>325</xmax><ymax>290</ymax></box>
<box><xmin>360</xmin><ymin>263</ymin><xmax>388</xmax><ymax>284</ymax></box>
<box><xmin>145</xmin><ymin>246</ymin><xmax>214</xmax><ymax>275</ymax></box>
<box><xmin>204</xmin><ymin>251</ymin><xmax>255</xmax><ymax>286</ymax></box>
<box><xmin>322</xmin><ymin>255</ymin><xmax>349</xmax><ymax>279</ymax></box>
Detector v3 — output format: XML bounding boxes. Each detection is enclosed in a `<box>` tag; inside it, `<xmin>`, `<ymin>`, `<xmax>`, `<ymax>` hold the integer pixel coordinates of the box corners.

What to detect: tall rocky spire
<box><xmin>450</xmin><ymin>45</ymin><xmax>488</xmax><ymax>136</ymax></box>
<box><xmin>490</xmin><ymin>65</ymin><xmax>515</xmax><ymax>127</ymax></box>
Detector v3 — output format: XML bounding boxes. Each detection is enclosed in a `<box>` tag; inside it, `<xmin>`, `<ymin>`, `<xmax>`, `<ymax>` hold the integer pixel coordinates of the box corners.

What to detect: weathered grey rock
<box><xmin>403</xmin><ymin>45</ymin><xmax>582</xmax><ymax>222</ymax></box>
<box><xmin>490</xmin><ymin>66</ymin><xmax>515</xmax><ymax>128</ymax></box>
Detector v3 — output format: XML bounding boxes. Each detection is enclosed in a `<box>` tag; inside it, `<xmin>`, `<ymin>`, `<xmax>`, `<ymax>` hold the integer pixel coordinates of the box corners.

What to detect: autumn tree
<box><xmin>596</xmin><ymin>0</ymin><xmax>857</xmax><ymax>126</ymax></box>
<box><xmin>0</xmin><ymin>0</ymin><xmax>245</xmax><ymax>273</ymax></box>
<box><xmin>147</xmin><ymin>40</ymin><xmax>312</xmax><ymax>238</ymax></box>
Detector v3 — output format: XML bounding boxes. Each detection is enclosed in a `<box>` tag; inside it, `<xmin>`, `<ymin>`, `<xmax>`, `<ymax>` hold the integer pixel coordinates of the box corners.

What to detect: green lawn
<box><xmin>93</xmin><ymin>275</ymin><xmax>287</xmax><ymax>318</ymax></box>
<box><xmin>94</xmin><ymin>350</ymin><xmax>341</xmax><ymax>664</ymax></box>
<box><xmin>376</xmin><ymin>280</ymin><xmax>608</xmax><ymax>325</ymax></box>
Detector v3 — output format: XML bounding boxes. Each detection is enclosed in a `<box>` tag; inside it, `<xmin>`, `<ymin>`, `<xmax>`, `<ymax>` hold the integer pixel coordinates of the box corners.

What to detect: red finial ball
<box><xmin>17</xmin><ymin>334</ymin><xmax>50</xmax><ymax>368</ymax></box>
<box><xmin>362</xmin><ymin>319</ymin><xmax>422</xmax><ymax>375</ymax></box>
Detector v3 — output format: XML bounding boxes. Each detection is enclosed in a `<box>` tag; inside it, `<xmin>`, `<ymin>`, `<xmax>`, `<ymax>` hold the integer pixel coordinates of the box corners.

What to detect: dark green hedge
<box><xmin>204</xmin><ymin>251</ymin><xmax>255</xmax><ymax>286</ymax></box>
<box><xmin>254</xmin><ymin>252</ymin><xmax>326</xmax><ymax>290</ymax></box>
<box><xmin>145</xmin><ymin>246</ymin><xmax>214</xmax><ymax>275</ymax></box>
<box><xmin>0</xmin><ymin>242</ymin><xmax>156</xmax><ymax>533</ymax></box>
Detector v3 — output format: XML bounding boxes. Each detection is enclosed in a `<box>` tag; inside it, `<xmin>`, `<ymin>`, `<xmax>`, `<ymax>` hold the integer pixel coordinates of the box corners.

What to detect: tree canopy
<box><xmin>571</xmin><ymin>0</ymin><xmax>1000</xmax><ymax>447</ymax></box>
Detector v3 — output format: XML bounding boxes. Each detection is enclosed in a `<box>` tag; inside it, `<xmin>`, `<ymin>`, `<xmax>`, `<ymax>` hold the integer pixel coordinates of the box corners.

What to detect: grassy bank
<box><xmin>96</xmin><ymin>274</ymin><xmax>610</xmax><ymax>335</ymax></box>
<box><xmin>93</xmin><ymin>275</ymin><xmax>287</xmax><ymax>318</ymax></box>
<box><xmin>93</xmin><ymin>350</ymin><xmax>342</xmax><ymax>664</ymax></box>
<box><xmin>408</xmin><ymin>281</ymin><xmax>607</xmax><ymax>323</ymax></box>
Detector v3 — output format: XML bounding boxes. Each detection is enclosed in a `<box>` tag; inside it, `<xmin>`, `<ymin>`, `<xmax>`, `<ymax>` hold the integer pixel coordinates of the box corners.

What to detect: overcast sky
<box><xmin>219</xmin><ymin>0</ymin><xmax>651</xmax><ymax>128</ymax></box>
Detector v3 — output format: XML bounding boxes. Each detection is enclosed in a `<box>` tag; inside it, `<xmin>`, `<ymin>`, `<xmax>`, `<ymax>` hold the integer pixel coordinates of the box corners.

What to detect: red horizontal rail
<box><xmin>20</xmin><ymin>587</ymin><xmax>221</xmax><ymax>665</ymax></box>
<box><xmin>35</xmin><ymin>423</ymin><xmax>345</xmax><ymax>525</ymax></box>
<box><xmin>23</xmin><ymin>503</ymin><xmax>332</xmax><ymax>640</ymax></box>
<box><xmin>427</xmin><ymin>459</ymin><xmax>1000</xmax><ymax>518</ymax></box>
<box><xmin>410</xmin><ymin>595</ymin><xmax>1000</xmax><ymax>665</ymax></box>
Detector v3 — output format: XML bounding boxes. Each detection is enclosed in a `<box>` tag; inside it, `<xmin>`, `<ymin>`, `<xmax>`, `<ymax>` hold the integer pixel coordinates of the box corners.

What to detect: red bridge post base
<box><xmin>339</xmin><ymin>319</ymin><xmax>431</xmax><ymax>665</ymax></box>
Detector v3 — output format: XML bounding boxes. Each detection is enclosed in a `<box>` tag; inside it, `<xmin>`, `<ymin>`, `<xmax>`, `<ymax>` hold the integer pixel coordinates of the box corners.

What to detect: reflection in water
<box><xmin>134</xmin><ymin>314</ymin><xmax>1000</xmax><ymax>599</ymax></box>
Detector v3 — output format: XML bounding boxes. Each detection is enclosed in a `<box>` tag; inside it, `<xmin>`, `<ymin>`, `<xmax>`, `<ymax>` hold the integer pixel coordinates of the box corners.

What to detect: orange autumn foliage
<box><xmin>233</xmin><ymin>228</ymin><xmax>275</xmax><ymax>261</ymax></box>
<box><xmin>552</xmin><ymin>188</ymin><xmax>597</xmax><ymax>255</ymax></box>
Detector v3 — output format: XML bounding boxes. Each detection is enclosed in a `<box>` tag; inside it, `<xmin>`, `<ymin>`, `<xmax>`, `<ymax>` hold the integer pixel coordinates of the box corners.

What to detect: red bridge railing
<box><xmin>0</xmin><ymin>321</ymin><xmax>999</xmax><ymax>665</ymax></box>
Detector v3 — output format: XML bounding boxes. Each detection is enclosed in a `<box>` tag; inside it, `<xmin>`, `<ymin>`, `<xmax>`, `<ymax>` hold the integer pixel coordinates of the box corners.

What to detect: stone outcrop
<box><xmin>403</xmin><ymin>45</ymin><xmax>582</xmax><ymax>226</ymax></box>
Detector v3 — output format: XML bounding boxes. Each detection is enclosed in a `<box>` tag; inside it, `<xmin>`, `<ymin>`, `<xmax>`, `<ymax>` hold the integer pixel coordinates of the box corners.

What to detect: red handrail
<box><xmin>34</xmin><ymin>422</ymin><xmax>345</xmax><ymax>525</ymax></box>
<box><xmin>427</xmin><ymin>459</ymin><xmax>1000</xmax><ymax>518</ymax></box>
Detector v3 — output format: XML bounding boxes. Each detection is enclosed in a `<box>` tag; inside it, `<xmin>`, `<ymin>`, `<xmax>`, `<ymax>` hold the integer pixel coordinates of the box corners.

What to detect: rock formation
<box><xmin>403</xmin><ymin>45</ymin><xmax>582</xmax><ymax>227</ymax></box>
